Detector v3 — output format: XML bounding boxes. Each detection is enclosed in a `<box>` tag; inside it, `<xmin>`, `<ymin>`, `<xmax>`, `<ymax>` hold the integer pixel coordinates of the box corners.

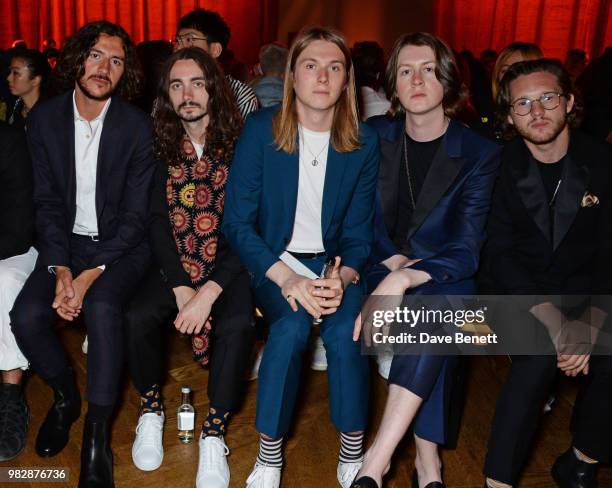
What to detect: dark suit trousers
<box><xmin>10</xmin><ymin>235</ymin><xmax>148</xmax><ymax>406</ymax></box>
<box><xmin>124</xmin><ymin>266</ymin><xmax>255</xmax><ymax>412</ymax></box>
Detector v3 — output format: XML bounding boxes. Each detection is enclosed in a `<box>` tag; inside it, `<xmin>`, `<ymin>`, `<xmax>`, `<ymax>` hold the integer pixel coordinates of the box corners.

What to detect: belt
<box><xmin>288</xmin><ymin>251</ymin><xmax>327</xmax><ymax>259</ymax></box>
<box><xmin>72</xmin><ymin>233</ymin><xmax>99</xmax><ymax>242</ymax></box>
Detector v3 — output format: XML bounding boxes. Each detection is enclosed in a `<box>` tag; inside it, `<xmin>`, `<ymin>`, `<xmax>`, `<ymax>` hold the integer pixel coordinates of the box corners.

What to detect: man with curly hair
<box><xmin>124</xmin><ymin>47</ymin><xmax>254</xmax><ymax>488</ymax></box>
<box><xmin>10</xmin><ymin>21</ymin><xmax>155</xmax><ymax>487</ymax></box>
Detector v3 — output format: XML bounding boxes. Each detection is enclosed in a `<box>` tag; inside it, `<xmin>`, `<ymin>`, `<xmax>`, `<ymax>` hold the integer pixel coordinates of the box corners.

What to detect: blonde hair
<box><xmin>272</xmin><ymin>26</ymin><xmax>360</xmax><ymax>154</ymax></box>
<box><xmin>492</xmin><ymin>42</ymin><xmax>543</xmax><ymax>98</ymax></box>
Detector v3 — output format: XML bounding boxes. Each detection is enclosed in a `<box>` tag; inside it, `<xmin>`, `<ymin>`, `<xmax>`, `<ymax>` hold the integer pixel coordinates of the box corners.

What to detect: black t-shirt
<box><xmin>393</xmin><ymin>133</ymin><xmax>444</xmax><ymax>251</ymax></box>
<box><xmin>535</xmin><ymin>154</ymin><xmax>565</xmax><ymax>204</ymax></box>
<box><xmin>534</xmin><ymin>154</ymin><xmax>566</xmax><ymax>241</ymax></box>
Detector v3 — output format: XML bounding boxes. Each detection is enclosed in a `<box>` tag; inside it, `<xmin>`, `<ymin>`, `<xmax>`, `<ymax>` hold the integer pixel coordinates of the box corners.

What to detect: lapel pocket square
<box><xmin>581</xmin><ymin>192</ymin><xmax>600</xmax><ymax>208</ymax></box>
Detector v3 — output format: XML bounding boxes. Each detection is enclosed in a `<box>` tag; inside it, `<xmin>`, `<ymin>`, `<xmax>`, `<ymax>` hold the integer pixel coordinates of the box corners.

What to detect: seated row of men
<box><xmin>0</xmin><ymin>10</ymin><xmax>611</xmax><ymax>488</ymax></box>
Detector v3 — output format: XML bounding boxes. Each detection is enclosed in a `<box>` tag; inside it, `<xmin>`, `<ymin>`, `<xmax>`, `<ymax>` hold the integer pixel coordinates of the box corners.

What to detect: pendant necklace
<box><xmin>300</xmin><ymin>127</ymin><xmax>329</xmax><ymax>166</ymax></box>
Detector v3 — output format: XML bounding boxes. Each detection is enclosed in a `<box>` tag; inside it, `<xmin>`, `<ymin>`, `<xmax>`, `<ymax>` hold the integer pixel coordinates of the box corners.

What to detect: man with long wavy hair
<box><xmin>10</xmin><ymin>21</ymin><xmax>155</xmax><ymax>487</ymax></box>
<box><xmin>123</xmin><ymin>47</ymin><xmax>254</xmax><ymax>488</ymax></box>
<box><xmin>223</xmin><ymin>26</ymin><xmax>379</xmax><ymax>488</ymax></box>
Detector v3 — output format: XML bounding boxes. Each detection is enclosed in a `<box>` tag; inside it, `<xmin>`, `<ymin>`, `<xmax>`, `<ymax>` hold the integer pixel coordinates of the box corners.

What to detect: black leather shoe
<box><xmin>78</xmin><ymin>420</ymin><xmax>114</xmax><ymax>488</ymax></box>
<box><xmin>352</xmin><ymin>476</ymin><xmax>379</xmax><ymax>488</ymax></box>
<box><xmin>412</xmin><ymin>469</ymin><xmax>445</xmax><ymax>488</ymax></box>
<box><xmin>552</xmin><ymin>448</ymin><xmax>598</xmax><ymax>488</ymax></box>
<box><xmin>0</xmin><ymin>384</ymin><xmax>29</xmax><ymax>461</ymax></box>
<box><xmin>35</xmin><ymin>373</ymin><xmax>81</xmax><ymax>457</ymax></box>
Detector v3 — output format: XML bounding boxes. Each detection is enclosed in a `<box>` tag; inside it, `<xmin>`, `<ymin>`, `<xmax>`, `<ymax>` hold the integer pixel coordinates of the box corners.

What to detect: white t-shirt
<box><xmin>191</xmin><ymin>140</ymin><xmax>204</xmax><ymax>159</ymax></box>
<box><xmin>286</xmin><ymin>125</ymin><xmax>330</xmax><ymax>253</ymax></box>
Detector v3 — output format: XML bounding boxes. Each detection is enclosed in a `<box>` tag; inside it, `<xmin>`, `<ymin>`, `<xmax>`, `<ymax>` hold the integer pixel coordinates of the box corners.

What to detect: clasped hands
<box><xmin>52</xmin><ymin>266</ymin><xmax>102</xmax><ymax>321</ymax></box>
<box><xmin>173</xmin><ymin>281</ymin><xmax>222</xmax><ymax>335</ymax></box>
<box><xmin>281</xmin><ymin>256</ymin><xmax>344</xmax><ymax>319</ymax></box>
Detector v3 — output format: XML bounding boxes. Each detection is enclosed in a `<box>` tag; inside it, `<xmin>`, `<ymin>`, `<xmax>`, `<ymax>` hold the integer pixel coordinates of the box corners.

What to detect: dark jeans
<box><xmin>10</xmin><ymin>235</ymin><xmax>149</xmax><ymax>406</ymax></box>
<box><xmin>124</xmin><ymin>266</ymin><xmax>255</xmax><ymax>412</ymax></box>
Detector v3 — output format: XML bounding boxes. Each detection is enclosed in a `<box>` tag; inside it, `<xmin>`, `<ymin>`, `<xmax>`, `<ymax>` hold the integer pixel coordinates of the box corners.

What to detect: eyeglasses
<box><xmin>173</xmin><ymin>34</ymin><xmax>209</xmax><ymax>47</ymax></box>
<box><xmin>510</xmin><ymin>92</ymin><xmax>566</xmax><ymax>116</ymax></box>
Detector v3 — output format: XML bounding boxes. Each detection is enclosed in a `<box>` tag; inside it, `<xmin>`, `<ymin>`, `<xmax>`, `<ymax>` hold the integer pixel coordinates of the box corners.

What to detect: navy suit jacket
<box><xmin>26</xmin><ymin>91</ymin><xmax>155</xmax><ymax>269</ymax></box>
<box><xmin>222</xmin><ymin>107</ymin><xmax>379</xmax><ymax>287</ymax></box>
<box><xmin>367</xmin><ymin>116</ymin><xmax>500</xmax><ymax>286</ymax></box>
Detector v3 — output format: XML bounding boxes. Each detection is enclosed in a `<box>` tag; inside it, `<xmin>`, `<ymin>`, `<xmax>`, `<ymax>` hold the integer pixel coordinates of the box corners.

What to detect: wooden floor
<box><xmin>2</xmin><ymin>322</ymin><xmax>611</xmax><ymax>488</ymax></box>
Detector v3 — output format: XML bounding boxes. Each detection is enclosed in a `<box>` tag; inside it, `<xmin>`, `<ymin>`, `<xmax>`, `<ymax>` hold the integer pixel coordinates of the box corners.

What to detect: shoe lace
<box><xmin>135</xmin><ymin>415</ymin><xmax>162</xmax><ymax>447</ymax></box>
<box><xmin>339</xmin><ymin>462</ymin><xmax>362</xmax><ymax>483</ymax></box>
<box><xmin>201</xmin><ymin>436</ymin><xmax>229</xmax><ymax>468</ymax></box>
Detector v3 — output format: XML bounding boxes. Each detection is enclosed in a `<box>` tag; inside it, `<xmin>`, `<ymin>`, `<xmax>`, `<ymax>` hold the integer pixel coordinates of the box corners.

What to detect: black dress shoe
<box><xmin>35</xmin><ymin>372</ymin><xmax>81</xmax><ymax>457</ymax></box>
<box><xmin>412</xmin><ymin>469</ymin><xmax>445</xmax><ymax>488</ymax></box>
<box><xmin>78</xmin><ymin>420</ymin><xmax>114</xmax><ymax>488</ymax></box>
<box><xmin>552</xmin><ymin>448</ymin><xmax>598</xmax><ymax>488</ymax></box>
<box><xmin>0</xmin><ymin>384</ymin><xmax>29</xmax><ymax>461</ymax></box>
<box><xmin>352</xmin><ymin>476</ymin><xmax>379</xmax><ymax>488</ymax></box>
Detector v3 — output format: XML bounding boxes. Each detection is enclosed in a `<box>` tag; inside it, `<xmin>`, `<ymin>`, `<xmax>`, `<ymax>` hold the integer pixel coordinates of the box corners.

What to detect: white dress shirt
<box><xmin>72</xmin><ymin>91</ymin><xmax>111</xmax><ymax>236</ymax></box>
<box><xmin>286</xmin><ymin>126</ymin><xmax>329</xmax><ymax>253</ymax></box>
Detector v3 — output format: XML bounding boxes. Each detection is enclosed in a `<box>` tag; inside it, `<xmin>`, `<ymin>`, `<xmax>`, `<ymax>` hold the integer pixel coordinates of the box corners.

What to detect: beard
<box><xmin>175</xmin><ymin>101</ymin><xmax>207</xmax><ymax>122</ymax></box>
<box><xmin>514</xmin><ymin>116</ymin><xmax>567</xmax><ymax>145</ymax></box>
<box><xmin>77</xmin><ymin>75</ymin><xmax>116</xmax><ymax>101</ymax></box>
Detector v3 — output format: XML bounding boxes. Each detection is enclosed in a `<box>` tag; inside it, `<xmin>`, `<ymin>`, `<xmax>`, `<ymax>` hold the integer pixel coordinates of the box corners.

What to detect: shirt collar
<box><xmin>72</xmin><ymin>90</ymin><xmax>112</xmax><ymax>123</ymax></box>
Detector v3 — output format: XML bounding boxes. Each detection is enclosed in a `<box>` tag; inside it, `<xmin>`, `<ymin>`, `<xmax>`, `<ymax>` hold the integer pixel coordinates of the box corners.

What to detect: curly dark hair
<box><xmin>386</xmin><ymin>32</ymin><xmax>467</xmax><ymax>118</ymax></box>
<box><xmin>154</xmin><ymin>48</ymin><xmax>242</xmax><ymax>167</ymax></box>
<box><xmin>177</xmin><ymin>9</ymin><xmax>230</xmax><ymax>50</ymax></box>
<box><xmin>55</xmin><ymin>21</ymin><xmax>141</xmax><ymax>100</ymax></box>
<box><xmin>496</xmin><ymin>58</ymin><xmax>583</xmax><ymax>140</ymax></box>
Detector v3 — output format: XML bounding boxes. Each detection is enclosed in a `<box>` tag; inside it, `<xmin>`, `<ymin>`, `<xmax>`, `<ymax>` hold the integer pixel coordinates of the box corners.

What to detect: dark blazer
<box><xmin>149</xmin><ymin>160</ymin><xmax>245</xmax><ymax>291</ymax></box>
<box><xmin>26</xmin><ymin>91</ymin><xmax>155</xmax><ymax>269</ymax></box>
<box><xmin>482</xmin><ymin>131</ymin><xmax>612</xmax><ymax>294</ymax></box>
<box><xmin>222</xmin><ymin>107</ymin><xmax>380</xmax><ymax>287</ymax></box>
<box><xmin>367</xmin><ymin>116</ymin><xmax>501</xmax><ymax>287</ymax></box>
<box><xmin>0</xmin><ymin>121</ymin><xmax>35</xmax><ymax>260</ymax></box>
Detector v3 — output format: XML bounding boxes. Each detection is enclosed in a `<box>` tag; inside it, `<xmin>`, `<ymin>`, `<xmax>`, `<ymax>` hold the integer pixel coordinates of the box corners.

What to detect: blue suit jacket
<box><xmin>367</xmin><ymin>116</ymin><xmax>500</xmax><ymax>286</ymax></box>
<box><xmin>222</xmin><ymin>107</ymin><xmax>379</xmax><ymax>287</ymax></box>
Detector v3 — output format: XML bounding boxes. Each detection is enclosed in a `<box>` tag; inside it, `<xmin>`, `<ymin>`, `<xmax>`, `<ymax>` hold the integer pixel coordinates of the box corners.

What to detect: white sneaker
<box><xmin>247</xmin><ymin>341</ymin><xmax>265</xmax><ymax>381</ymax></box>
<box><xmin>82</xmin><ymin>335</ymin><xmax>88</xmax><ymax>354</ymax></box>
<box><xmin>337</xmin><ymin>461</ymin><xmax>362</xmax><ymax>488</ymax></box>
<box><xmin>196</xmin><ymin>436</ymin><xmax>230</xmax><ymax>488</ymax></box>
<box><xmin>132</xmin><ymin>412</ymin><xmax>164</xmax><ymax>471</ymax></box>
<box><xmin>376</xmin><ymin>350</ymin><xmax>393</xmax><ymax>380</ymax></box>
<box><xmin>310</xmin><ymin>335</ymin><xmax>327</xmax><ymax>371</ymax></box>
<box><xmin>245</xmin><ymin>463</ymin><xmax>281</xmax><ymax>488</ymax></box>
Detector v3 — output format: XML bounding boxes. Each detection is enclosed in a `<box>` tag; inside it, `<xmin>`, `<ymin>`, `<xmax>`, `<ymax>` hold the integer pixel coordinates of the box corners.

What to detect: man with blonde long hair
<box><xmin>222</xmin><ymin>26</ymin><xmax>379</xmax><ymax>488</ymax></box>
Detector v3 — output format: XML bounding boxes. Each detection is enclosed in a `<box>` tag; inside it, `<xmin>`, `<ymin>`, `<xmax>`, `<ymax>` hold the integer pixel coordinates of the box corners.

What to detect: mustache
<box><xmin>88</xmin><ymin>73</ymin><xmax>111</xmax><ymax>82</ymax></box>
<box><xmin>178</xmin><ymin>100</ymin><xmax>202</xmax><ymax>109</ymax></box>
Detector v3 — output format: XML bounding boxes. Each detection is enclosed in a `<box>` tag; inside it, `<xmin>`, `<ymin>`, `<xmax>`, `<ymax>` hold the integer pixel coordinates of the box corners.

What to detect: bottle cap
<box><xmin>181</xmin><ymin>386</ymin><xmax>191</xmax><ymax>394</ymax></box>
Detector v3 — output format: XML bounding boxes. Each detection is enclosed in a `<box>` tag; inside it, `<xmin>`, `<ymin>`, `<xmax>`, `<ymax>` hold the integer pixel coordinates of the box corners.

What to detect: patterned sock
<box><xmin>339</xmin><ymin>431</ymin><xmax>364</xmax><ymax>463</ymax></box>
<box><xmin>201</xmin><ymin>406</ymin><xmax>230</xmax><ymax>437</ymax></box>
<box><xmin>139</xmin><ymin>384</ymin><xmax>162</xmax><ymax>415</ymax></box>
<box><xmin>256</xmin><ymin>435</ymin><xmax>283</xmax><ymax>468</ymax></box>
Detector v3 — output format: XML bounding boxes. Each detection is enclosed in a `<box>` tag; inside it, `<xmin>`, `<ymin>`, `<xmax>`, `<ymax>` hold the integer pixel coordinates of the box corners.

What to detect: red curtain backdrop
<box><xmin>0</xmin><ymin>0</ymin><xmax>278</xmax><ymax>66</ymax></box>
<box><xmin>434</xmin><ymin>0</ymin><xmax>612</xmax><ymax>60</ymax></box>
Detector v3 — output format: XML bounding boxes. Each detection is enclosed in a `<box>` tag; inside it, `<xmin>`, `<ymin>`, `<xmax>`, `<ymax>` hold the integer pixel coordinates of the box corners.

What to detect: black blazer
<box><xmin>482</xmin><ymin>131</ymin><xmax>612</xmax><ymax>294</ymax></box>
<box><xmin>0</xmin><ymin>121</ymin><xmax>35</xmax><ymax>260</ymax></box>
<box><xmin>26</xmin><ymin>92</ymin><xmax>155</xmax><ymax>269</ymax></box>
<box><xmin>149</xmin><ymin>161</ymin><xmax>245</xmax><ymax>291</ymax></box>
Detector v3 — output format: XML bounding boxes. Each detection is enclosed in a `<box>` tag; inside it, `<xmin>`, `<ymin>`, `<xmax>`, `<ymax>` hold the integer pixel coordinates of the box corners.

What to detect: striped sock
<box><xmin>256</xmin><ymin>435</ymin><xmax>283</xmax><ymax>468</ymax></box>
<box><xmin>339</xmin><ymin>431</ymin><xmax>364</xmax><ymax>463</ymax></box>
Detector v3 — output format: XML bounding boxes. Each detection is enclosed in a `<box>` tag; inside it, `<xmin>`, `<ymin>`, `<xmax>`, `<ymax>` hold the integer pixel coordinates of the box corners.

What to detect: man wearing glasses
<box><xmin>174</xmin><ymin>9</ymin><xmax>259</xmax><ymax>118</ymax></box>
<box><xmin>482</xmin><ymin>59</ymin><xmax>612</xmax><ymax>488</ymax></box>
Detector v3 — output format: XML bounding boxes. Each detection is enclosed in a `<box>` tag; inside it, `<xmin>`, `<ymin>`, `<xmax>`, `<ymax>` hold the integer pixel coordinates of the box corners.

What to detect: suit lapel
<box><xmin>553</xmin><ymin>153</ymin><xmax>589</xmax><ymax>250</ymax></box>
<box><xmin>405</xmin><ymin>121</ymin><xmax>466</xmax><ymax>240</ymax></box>
<box><xmin>509</xmin><ymin>141</ymin><xmax>551</xmax><ymax>243</ymax></box>
<box><xmin>96</xmin><ymin>98</ymin><xmax>119</xmax><ymax>219</ymax></box>
<box><xmin>281</xmin><ymin>148</ymin><xmax>299</xmax><ymax>224</ymax></box>
<box><xmin>61</xmin><ymin>93</ymin><xmax>77</xmax><ymax>212</ymax></box>
<box><xmin>322</xmin><ymin>147</ymin><xmax>348</xmax><ymax>236</ymax></box>
<box><xmin>378</xmin><ymin>137</ymin><xmax>403</xmax><ymax>233</ymax></box>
